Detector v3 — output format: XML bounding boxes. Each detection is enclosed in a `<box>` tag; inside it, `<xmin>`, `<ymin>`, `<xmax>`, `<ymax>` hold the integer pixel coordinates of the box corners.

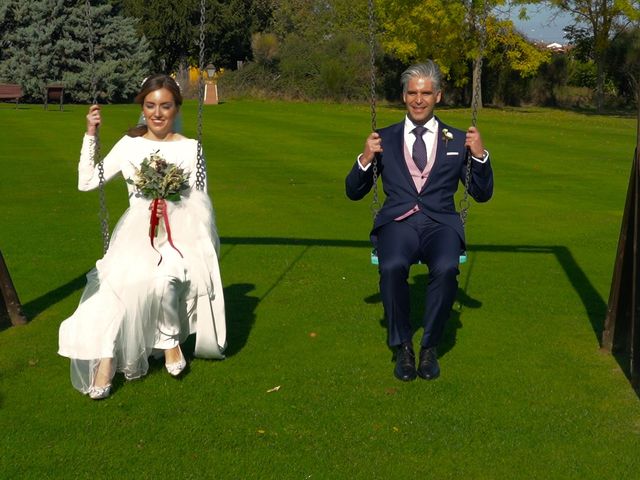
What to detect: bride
<box><xmin>58</xmin><ymin>74</ymin><xmax>226</xmax><ymax>400</ymax></box>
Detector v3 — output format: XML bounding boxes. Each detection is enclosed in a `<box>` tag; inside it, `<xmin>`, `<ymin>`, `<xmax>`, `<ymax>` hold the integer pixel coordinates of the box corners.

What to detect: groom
<box><xmin>345</xmin><ymin>61</ymin><xmax>494</xmax><ymax>381</ymax></box>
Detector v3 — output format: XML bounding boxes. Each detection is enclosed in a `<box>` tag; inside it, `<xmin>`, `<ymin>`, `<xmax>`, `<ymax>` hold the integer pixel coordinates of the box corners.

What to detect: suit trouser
<box><xmin>376</xmin><ymin>213</ymin><xmax>461</xmax><ymax>348</ymax></box>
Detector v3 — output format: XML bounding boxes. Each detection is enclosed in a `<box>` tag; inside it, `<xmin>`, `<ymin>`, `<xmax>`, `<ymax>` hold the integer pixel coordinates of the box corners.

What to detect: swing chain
<box><xmin>459</xmin><ymin>0</ymin><xmax>488</xmax><ymax>227</ymax></box>
<box><xmin>368</xmin><ymin>0</ymin><xmax>381</xmax><ymax>218</ymax></box>
<box><xmin>368</xmin><ymin>0</ymin><xmax>377</xmax><ymax>134</ymax></box>
<box><xmin>84</xmin><ymin>0</ymin><xmax>110</xmax><ymax>253</ymax></box>
<box><xmin>195</xmin><ymin>0</ymin><xmax>207</xmax><ymax>192</ymax></box>
<box><xmin>85</xmin><ymin>0</ymin><xmax>98</xmax><ymax>107</ymax></box>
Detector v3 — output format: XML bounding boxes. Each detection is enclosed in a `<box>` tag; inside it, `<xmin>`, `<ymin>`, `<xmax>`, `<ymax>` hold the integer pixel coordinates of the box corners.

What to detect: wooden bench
<box><xmin>44</xmin><ymin>84</ymin><xmax>64</xmax><ymax>111</ymax></box>
<box><xmin>0</xmin><ymin>83</ymin><xmax>23</xmax><ymax>108</ymax></box>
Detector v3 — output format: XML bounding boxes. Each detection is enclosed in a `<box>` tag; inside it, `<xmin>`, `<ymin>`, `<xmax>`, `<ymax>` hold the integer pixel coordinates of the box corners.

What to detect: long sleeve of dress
<box><xmin>78</xmin><ymin>134</ymin><xmax>126</xmax><ymax>191</ymax></box>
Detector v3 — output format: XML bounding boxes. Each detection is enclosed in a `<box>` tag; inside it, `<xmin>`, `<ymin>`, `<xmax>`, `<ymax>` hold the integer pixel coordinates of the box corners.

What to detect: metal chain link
<box><xmin>368</xmin><ymin>0</ymin><xmax>377</xmax><ymax>134</ymax></box>
<box><xmin>84</xmin><ymin>0</ymin><xmax>110</xmax><ymax>253</ymax></box>
<box><xmin>195</xmin><ymin>0</ymin><xmax>207</xmax><ymax>191</ymax></box>
<box><xmin>368</xmin><ymin>0</ymin><xmax>381</xmax><ymax>218</ymax></box>
<box><xmin>459</xmin><ymin>0</ymin><xmax>488</xmax><ymax>226</ymax></box>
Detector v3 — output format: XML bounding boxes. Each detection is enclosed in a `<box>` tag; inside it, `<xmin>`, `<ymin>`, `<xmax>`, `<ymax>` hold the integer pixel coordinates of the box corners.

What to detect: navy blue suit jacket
<box><xmin>345</xmin><ymin>117</ymin><xmax>494</xmax><ymax>247</ymax></box>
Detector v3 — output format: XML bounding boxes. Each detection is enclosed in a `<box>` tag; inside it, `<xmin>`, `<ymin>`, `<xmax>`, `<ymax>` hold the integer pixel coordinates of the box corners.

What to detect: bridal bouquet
<box><xmin>127</xmin><ymin>151</ymin><xmax>190</xmax><ymax>264</ymax></box>
<box><xmin>128</xmin><ymin>150</ymin><xmax>190</xmax><ymax>201</ymax></box>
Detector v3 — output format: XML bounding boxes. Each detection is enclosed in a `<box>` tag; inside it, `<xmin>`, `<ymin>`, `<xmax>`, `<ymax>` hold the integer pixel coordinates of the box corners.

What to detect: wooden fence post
<box><xmin>0</xmin><ymin>250</ymin><xmax>27</xmax><ymax>326</ymax></box>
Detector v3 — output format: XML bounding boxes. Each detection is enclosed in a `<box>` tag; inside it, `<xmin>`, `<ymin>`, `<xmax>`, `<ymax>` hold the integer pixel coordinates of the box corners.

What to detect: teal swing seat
<box><xmin>370</xmin><ymin>250</ymin><xmax>467</xmax><ymax>266</ymax></box>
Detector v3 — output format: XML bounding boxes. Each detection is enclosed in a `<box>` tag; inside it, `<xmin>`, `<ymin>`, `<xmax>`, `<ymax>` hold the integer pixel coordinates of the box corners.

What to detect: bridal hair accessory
<box><xmin>140</xmin><ymin>76</ymin><xmax>182</xmax><ymax>92</ymax></box>
<box><xmin>127</xmin><ymin>151</ymin><xmax>190</xmax><ymax>264</ymax></box>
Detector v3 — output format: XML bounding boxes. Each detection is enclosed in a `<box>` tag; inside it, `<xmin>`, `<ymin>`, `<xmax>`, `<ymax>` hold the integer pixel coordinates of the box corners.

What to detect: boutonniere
<box><xmin>441</xmin><ymin>128</ymin><xmax>453</xmax><ymax>145</ymax></box>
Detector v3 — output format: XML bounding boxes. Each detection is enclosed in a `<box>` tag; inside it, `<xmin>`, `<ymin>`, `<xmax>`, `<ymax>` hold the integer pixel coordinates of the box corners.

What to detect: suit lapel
<box><xmin>389</xmin><ymin>122</ymin><xmax>416</xmax><ymax>191</ymax></box>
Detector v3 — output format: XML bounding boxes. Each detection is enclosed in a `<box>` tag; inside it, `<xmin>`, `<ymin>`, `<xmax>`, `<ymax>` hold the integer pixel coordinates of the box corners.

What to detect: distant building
<box><xmin>530</xmin><ymin>41</ymin><xmax>570</xmax><ymax>53</ymax></box>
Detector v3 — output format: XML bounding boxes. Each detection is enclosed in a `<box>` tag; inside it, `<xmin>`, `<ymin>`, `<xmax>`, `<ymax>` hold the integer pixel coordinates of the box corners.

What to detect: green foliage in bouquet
<box><xmin>127</xmin><ymin>150</ymin><xmax>190</xmax><ymax>201</ymax></box>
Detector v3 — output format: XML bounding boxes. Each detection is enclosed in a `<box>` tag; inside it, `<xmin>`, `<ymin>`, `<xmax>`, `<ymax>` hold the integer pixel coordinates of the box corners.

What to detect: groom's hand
<box><xmin>361</xmin><ymin>132</ymin><xmax>382</xmax><ymax>167</ymax></box>
<box><xmin>465</xmin><ymin>126</ymin><xmax>485</xmax><ymax>158</ymax></box>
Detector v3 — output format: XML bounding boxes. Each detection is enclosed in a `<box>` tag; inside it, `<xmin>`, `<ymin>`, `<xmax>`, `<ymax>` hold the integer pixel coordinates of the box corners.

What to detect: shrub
<box><xmin>251</xmin><ymin>32</ymin><xmax>279</xmax><ymax>66</ymax></box>
<box><xmin>554</xmin><ymin>86</ymin><xmax>593</xmax><ymax>109</ymax></box>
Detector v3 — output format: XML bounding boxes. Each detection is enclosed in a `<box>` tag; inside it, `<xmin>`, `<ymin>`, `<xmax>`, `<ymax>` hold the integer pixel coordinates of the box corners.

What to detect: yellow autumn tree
<box><xmin>377</xmin><ymin>0</ymin><xmax>549</xmax><ymax>106</ymax></box>
<box><xmin>378</xmin><ymin>0</ymin><xmax>469</xmax><ymax>85</ymax></box>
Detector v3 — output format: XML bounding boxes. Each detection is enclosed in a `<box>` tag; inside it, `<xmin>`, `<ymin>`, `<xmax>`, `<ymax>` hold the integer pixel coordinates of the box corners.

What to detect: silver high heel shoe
<box><xmin>165</xmin><ymin>348</ymin><xmax>186</xmax><ymax>377</ymax></box>
<box><xmin>88</xmin><ymin>384</ymin><xmax>112</xmax><ymax>400</ymax></box>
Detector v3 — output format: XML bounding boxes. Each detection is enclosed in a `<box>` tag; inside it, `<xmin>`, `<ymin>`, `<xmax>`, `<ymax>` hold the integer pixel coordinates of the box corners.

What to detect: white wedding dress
<box><xmin>58</xmin><ymin>134</ymin><xmax>226</xmax><ymax>393</ymax></box>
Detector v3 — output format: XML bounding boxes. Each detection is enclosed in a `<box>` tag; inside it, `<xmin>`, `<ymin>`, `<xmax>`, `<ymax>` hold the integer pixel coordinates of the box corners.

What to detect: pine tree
<box><xmin>61</xmin><ymin>1</ymin><xmax>152</xmax><ymax>103</ymax></box>
<box><xmin>0</xmin><ymin>1</ymin><xmax>18</xmax><ymax>62</ymax></box>
<box><xmin>0</xmin><ymin>0</ymin><xmax>69</xmax><ymax>100</ymax></box>
<box><xmin>0</xmin><ymin>0</ymin><xmax>152</xmax><ymax>103</ymax></box>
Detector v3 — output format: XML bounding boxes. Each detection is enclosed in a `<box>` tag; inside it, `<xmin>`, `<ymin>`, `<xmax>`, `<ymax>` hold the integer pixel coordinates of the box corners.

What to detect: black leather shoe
<box><xmin>417</xmin><ymin>347</ymin><xmax>440</xmax><ymax>380</ymax></box>
<box><xmin>394</xmin><ymin>342</ymin><xmax>417</xmax><ymax>382</ymax></box>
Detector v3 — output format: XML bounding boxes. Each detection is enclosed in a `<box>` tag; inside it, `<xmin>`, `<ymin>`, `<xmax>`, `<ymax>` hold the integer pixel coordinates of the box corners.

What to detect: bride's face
<box><xmin>142</xmin><ymin>87</ymin><xmax>178</xmax><ymax>139</ymax></box>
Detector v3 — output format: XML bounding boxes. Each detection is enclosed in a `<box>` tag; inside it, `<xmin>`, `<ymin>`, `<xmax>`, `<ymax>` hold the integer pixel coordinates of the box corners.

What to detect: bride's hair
<box><xmin>127</xmin><ymin>74</ymin><xmax>183</xmax><ymax>137</ymax></box>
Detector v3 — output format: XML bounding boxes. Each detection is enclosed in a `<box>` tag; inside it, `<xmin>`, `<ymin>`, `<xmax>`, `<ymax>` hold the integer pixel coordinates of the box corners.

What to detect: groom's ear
<box><xmin>436</xmin><ymin>90</ymin><xmax>442</xmax><ymax>104</ymax></box>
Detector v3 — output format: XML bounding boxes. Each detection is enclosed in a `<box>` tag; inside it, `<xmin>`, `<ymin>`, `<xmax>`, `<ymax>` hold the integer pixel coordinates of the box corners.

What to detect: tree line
<box><xmin>0</xmin><ymin>0</ymin><xmax>638</xmax><ymax>111</ymax></box>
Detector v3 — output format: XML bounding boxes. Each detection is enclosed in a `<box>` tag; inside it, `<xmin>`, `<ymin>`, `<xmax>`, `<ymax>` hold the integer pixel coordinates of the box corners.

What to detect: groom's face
<box><xmin>403</xmin><ymin>77</ymin><xmax>441</xmax><ymax>125</ymax></box>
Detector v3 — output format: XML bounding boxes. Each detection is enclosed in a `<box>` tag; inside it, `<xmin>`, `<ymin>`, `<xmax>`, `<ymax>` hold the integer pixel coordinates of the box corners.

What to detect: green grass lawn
<box><xmin>0</xmin><ymin>99</ymin><xmax>639</xmax><ymax>479</ymax></box>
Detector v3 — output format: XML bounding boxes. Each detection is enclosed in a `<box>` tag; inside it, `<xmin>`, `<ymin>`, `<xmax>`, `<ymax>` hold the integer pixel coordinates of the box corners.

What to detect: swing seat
<box><xmin>370</xmin><ymin>249</ymin><xmax>467</xmax><ymax>266</ymax></box>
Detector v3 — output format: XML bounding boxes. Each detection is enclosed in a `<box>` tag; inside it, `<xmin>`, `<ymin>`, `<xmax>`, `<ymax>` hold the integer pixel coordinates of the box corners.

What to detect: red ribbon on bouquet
<box><xmin>149</xmin><ymin>198</ymin><xmax>184</xmax><ymax>265</ymax></box>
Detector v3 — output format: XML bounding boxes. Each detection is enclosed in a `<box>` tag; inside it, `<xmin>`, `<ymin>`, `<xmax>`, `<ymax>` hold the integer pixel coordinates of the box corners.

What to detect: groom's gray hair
<box><xmin>401</xmin><ymin>61</ymin><xmax>443</xmax><ymax>93</ymax></box>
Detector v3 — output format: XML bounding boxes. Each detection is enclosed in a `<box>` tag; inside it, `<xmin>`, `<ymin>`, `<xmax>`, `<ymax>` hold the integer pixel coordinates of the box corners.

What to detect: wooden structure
<box><xmin>204</xmin><ymin>82</ymin><xmax>218</xmax><ymax>105</ymax></box>
<box><xmin>44</xmin><ymin>84</ymin><xmax>64</xmax><ymax>111</ymax></box>
<box><xmin>0</xmin><ymin>250</ymin><xmax>27</xmax><ymax>326</ymax></box>
<box><xmin>0</xmin><ymin>83</ymin><xmax>23</xmax><ymax>108</ymax></box>
<box><xmin>602</xmin><ymin>91</ymin><xmax>640</xmax><ymax>385</ymax></box>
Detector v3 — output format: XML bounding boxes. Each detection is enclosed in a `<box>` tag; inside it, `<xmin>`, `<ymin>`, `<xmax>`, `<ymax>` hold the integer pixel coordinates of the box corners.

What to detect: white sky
<box><xmin>507</xmin><ymin>2</ymin><xmax>575</xmax><ymax>44</ymax></box>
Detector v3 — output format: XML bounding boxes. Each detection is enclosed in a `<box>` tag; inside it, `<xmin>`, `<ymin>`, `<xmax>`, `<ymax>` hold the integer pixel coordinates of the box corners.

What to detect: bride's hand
<box><xmin>86</xmin><ymin>105</ymin><xmax>101</xmax><ymax>136</ymax></box>
<box><xmin>151</xmin><ymin>199</ymin><xmax>165</xmax><ymax>219</ymax></box>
